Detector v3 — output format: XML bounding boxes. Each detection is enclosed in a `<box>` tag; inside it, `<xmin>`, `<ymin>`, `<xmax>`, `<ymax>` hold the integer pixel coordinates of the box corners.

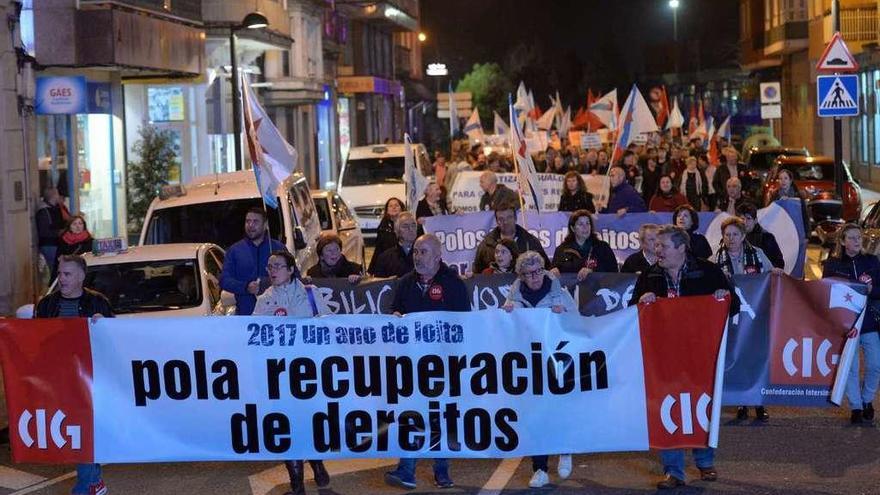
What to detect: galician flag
<box><xmin>716</xmin><ymin>116</ymin><xmax>731</xmax><ymax>142</ymax></box>
<box><xmin>464</xmin><ymin>108</ymin><xmax>484</xmax><ymax>144</ymax></box>
<box><xmin>493</xmin><ymin>111</ymin><xmax>510</xmax><ymax>136</ymax></box>
<box><xmin>589</xmin><ymin>89</ymin><xmax>618</xmax><ymax>131</ymax></box>
<box><xmin>611</xmin><ymin>85</ymin><xmax>659</xmax><ymax>164</ymax></box>
<box><xmin>509</xmin><ymin>95</ymin><xmax>543</xmax><ymax>211</ymax></box>
<box><xmin>242</xmin><ymin>75</ymin><xmax>297</xmax><ymax>209</ymax></box>
<box><xmin>403</xmin><ymin>133</ymin><xmax>429</xmax><ymax>210</ymax></box>
<box><xmin>666</xmin><ymin>97</ymin><xmax>685</xmax><ymax>130</ymax></box>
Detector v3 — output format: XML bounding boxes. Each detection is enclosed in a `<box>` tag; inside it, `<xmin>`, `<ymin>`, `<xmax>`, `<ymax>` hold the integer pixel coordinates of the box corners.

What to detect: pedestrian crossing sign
<box><xmin>817</xmin><ymin>74</ymin><xmax>859</xmax><ymax>117</ymax></box>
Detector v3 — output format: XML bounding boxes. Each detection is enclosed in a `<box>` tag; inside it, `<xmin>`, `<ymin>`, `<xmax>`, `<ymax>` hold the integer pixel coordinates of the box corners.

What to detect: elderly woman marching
<box><xmin>502</xmin><ymin>250</ymin><xmax>578</xmax><ymax>488</ymax></box>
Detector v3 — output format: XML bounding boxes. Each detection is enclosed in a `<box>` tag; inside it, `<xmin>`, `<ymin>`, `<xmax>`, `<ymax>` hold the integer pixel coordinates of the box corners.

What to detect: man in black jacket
<box><xmin>472</xmin><ymin>202</ymin><xmax>549</xmax><ymax>273</ymax></box>
<box><xmin>34</xmin><ymin>254</ymin><xmax>111</xmax><ymax>495</ymax></box>
<box><xmin>630</xmin><ymin>226</ymin><xmax>738</xmax><ymax>491</ymax></box>
<box><xmin>737</xmin><ymin>202</ymin><xmax>785</xmax><ymax>270</ymax></box>
<box><xmin>621</xmin><ymin>224</ymin><xmax>659</xmax><ymax>274</ymax></box>
<box><xmin>478</xmin><ymin>171</ymin><xmax>520</xmax><ymax>211</ymax></box>
<box><xmin>385</xmin><ymin>234</ymin><xmax>468</xmax><ymax>490</ymax></box>
<box><xmin>370</xmin><ymin>212</ymin><xmax>418</xmax><ymax>278</ymax></box>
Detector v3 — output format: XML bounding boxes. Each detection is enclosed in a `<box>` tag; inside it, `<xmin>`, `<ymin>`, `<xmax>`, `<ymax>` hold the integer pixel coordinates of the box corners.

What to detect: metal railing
<box><xmin>840</xmin><ymin>6</ymin><xmax>878</xmax><ymax>42</ymax></box>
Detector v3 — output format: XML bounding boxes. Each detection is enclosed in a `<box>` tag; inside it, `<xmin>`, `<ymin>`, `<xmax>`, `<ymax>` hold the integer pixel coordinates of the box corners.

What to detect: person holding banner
<box><xmin>602</xmin><ymin>166</ymin><xmax>647</xmax><ymax>216</ymax></box>
<box><xmin>673</xmin><ymin>205</ymin><xmax>713</xmax><ymax>260</ymax></box>
<box><xmin>649</xmin><ymin>175</ymin><xmax>689</xmax><ymax>212</ymax></box>
<box><xmin>368</xmin><ymin>198</ymin><xmax>406</xmax><ymax>273</ymax></box>
<box><xmin>558</xmin><ymin>171</ymin><xmax>596</xmax><ymax>213</ymax></box>
<box><xmin>371</xmin><ymin>212</ymin><xmax>418</xmax><ymax>278</ymax></box>
<box><xmin>220</xmin><ymin>207</ymin><xmax>290</xmax><ymax>316</ymax></box>
<box><xmin>714</xmin><ymin>217</ymin><xmax>779</xmax><ymax>278</ymax></box>
<box><xmin>622</xmin><ymin>223</ymin><xmax>660</xmax><ymax>274</ymax></box>
<box><xmin>822</xmin><ymin>223</ymin><xmax>880</xmax><ymax>425</ymax></box>
<box><xmin>631</xmin><ymin>226</ymin><xmax>738</xmax><ymax>490</ymax></box>
<box><xmin>415</xmin><ymin>182</ymin><xmax>449</xmax><ymax>223</ymax></box>
<box><xmin>253</xmin><ymin>250</ymin><xmax>331</xmax><ymax>494</ymax></box>
<box><xmin>34</xmin><ymin>254</ymin><xmax>112</xmax><ymax>495</ymax></box>
<box><xmin>552</xmin><ymin>210</ymin><xmax>618</xmax><ymax>280</ymax></box>
<box><xmin>472</xmin><ymin>202</ymin><xmax>549</xmax><ymax>274</ymax></box>
<box><xmin>306</xmin><ymin>233</ymin><xmax>363</xmax><ymax>283</ymax></box>
<box><xmin>737</xmin><ymin>202</ymin><xmax>785</xmax><ymax>270</ymax></box>
<box><xmin>481</xmin><ymin>238</ymin><xmax>519</xmax><ymax>275</ymax></box>
<box><xmin>500</xmin><ymin>250</ymin><xmax>578</xmax><ymax>488</ymax></box>
<box><xmin>478</xmin><ymin>171</ymin><xmax>519</xmax><ymax>212</ymax></box>
<box><xmin>385</xmin><ymin>234</ymin><xmax>468</xmax><ymax>490</ymax></box>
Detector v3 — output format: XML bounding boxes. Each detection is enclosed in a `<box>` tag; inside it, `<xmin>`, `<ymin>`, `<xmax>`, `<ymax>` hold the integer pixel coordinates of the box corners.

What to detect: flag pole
<box><xmin>242</xmin><ymin>73</ymin><xmax>280</xmax><ymax>253</ymax></box>
<box><xmin>508</xmin><ymin>93</ymin><xmax>529</xmax><ymax>230</ymax></box>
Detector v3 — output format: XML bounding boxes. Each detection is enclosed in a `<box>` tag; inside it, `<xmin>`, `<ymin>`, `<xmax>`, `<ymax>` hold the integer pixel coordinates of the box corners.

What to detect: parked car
<box><xmin>17</xmin><ymin>243</ymin><xmax>233</xmax><ymax>318</ymax></box>
<box><xmin>139</xmin><ymin>170</ymin><xmax>321</xmax><ymax>272</ymax></box>
<box><xmin>860</xmin><ymin>201</ymin><xmax>880</xmax><ymax>256</ymax></box>
<box><xmin>337</xmin><ymin>143</ymin><xmax>431</xmax><ymax>239</ymax></box>
<box><xmin>763</xmin><ymin>155</ymin><xmax>861</xmax><ymax>245</ymax></box>
<box><xmin>311</xmin><ymin>189</ymin><xmax>365</xmax><ymax>266</ymax></box>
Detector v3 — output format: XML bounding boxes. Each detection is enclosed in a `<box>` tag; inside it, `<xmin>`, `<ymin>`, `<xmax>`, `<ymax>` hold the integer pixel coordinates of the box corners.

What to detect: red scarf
<box><xmin>62</xmin><ymin>230</ymin><xmax>91</xmax><ymax>245</ymax></box>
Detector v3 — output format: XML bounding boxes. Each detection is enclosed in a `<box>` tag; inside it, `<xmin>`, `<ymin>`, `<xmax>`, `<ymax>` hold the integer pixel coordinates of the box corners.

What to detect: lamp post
<box><xmin>230</xmin><ymin>11</ymin><xmax>269</xmax><ymax>171</ymax></box>
<box><xmin>669</xmin><ymin>0</ymin><xmax>680</xmax><ymax>41</ymax></box>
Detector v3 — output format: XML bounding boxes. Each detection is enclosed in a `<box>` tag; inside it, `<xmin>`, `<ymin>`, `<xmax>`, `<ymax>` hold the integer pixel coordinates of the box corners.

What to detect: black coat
<box><xmin>370</xmin><ymin>245</ymin><xmax>414</xmax><ymax>278</ymax></box>
<box><xmin>36</xmin><ymin>204</ymin><xmax>64</xmax><ymax>247</ymax></box>
<box><xmin>746</xmin><ymin>224</ymin><xmax>785</xmax><ymax>269</ymax></box>
<box><xmin>630</xmin><ymin>256</ymin><xmax>740</xmax><ymax>316</ymax></box>
<box><xmin>416</xmin><ymin>198</ymin><xmax>449</xmax><ymax>219</ymax></box>
<box><xmin>823</xmin><ymin>252</ymin><xmax>880</xmax><ymax>333</ymax></box>
<box><xmin>307</xmin><ymin>257</ymin><xmax>363</xmax><ymax>278</ymax></box>
<box><xmin>391</xmin><ymin>262</ymin><xmax>470</xmax><ymax>314</ymax></box>
<box><xmin>473</xmin><ymin>225</ymin><xmax>549</xmax><ymax>274</ymax></box>
<box><xmin>57</xmin><ymin>236</ymin><xmax>93</xmax><ymax>257</ymax></box>
<box><xmin>35</xmin><ymin>288</ymin><xmax>114</xmax><ymax>318</ymax></box>
<box><xmin>558</xmin><ymin>190</ymin><xmax>596</xmax><ymax>213</ymax></box>
<box><xmin>369</xmin><ymin>216</ymin><xmax>398</xmax><ymax>273</ymax></box>
<box><xmin>688</xmin><ymin>231</ymin><xmax>713</xmax><ymax>261</ymax></box>
<box><xmin>621</xmin><ymin>251</ymin><xmax>654</xmax><ymax>274</ymax></box>
<box><xmin>552</xmin><ymin>237</ymin><xmax>619</xmax><ymax>273</ymax></box>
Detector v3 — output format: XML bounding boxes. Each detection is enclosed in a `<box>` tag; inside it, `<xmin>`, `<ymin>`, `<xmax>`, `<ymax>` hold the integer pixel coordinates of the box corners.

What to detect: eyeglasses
<box><xmin>520</xmin><ymin>268</ymin><xmax>544</xmax><ymax>279</ymax></box>
<box><xmin>266</xmin><ymin>263</ymin><xmax>289</xmax><ymax>272</ymax></box>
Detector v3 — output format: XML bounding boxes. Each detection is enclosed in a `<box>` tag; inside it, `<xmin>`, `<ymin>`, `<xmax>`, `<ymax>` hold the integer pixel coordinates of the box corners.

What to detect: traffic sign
<box><xmin>817</xmin><ymin>32</ymin><xmax>859</xmax><ymax>73</ymax></box>
<box><xmin>817</xmin><ymin>74</ymin><xmax>859</xmax><ymax>117</ymax></box>
<box><xmin>760</xmin><ymin>82</ymin><xmax>781</xmax><ymax>104</ymax></box>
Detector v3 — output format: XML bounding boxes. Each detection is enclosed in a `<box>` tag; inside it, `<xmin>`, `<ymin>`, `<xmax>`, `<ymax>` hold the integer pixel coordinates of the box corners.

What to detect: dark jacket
<box><xmin>630</xmin><ymin>255</ymin><xmax>740</xmax><ymax>316</ymax></box>
<box><xmin>36</xmin><ymin>202</ymin><xmax>64</xmax><ymax>247</ymax></box>
<box><xmin>688</xmin><ymin>231</ymin><xmax>713</xmax><ymax>261</ymax></box>
<box><xmin>558</xmin><ymin>190</ymin><xmax>595</xmax><ymax>213</ymax></box>
<box><xmin>369</xmin><ymin>216</ymin><xmax>398</xmax><ymax>273</ymax></box>
<box><xmin>416</xmin><ymin>198</ymin><xmax>449</xmax><ymax>219</ymax></box>
<box><xmin>371</xmin><ymin>244</ymin><xmax>415</xmax><ymax>278</ymax></box>
<box><xmin>621</xmin><ymin>251</ymin><xmax>655</xmax><ymax>274</ymax></box>
<box><xmin>552</xmin><ymin>237</ymin><xmax>619</xmax><ymax>273</ymax></box>
<box><xmin>57</xmin><ymin>235</ymin><xmax>94</xmax><ymax>257</ymax></box>
<box><xmin>716</xmin><ymin>194</ymin><xmax>749</xmax><ymax>215</ymax></box>
<box><xmin>602</xmin><ymin>182</ymin><xmax>647</xmax><ymax>213</ymax></box>
<box><xmin>641</xmin><ymin>164</ymin><xmax>663</xmax><ymax>203</ymax></box>
<box><xmin>473</xmin><ymin>225</ymin><xmax>549</xmax><ymax>274</ymax></box>
<box><xmin>649</xmin><ymin>192</ymin><xmax>690</xmax><ymax>212</ymax></box>
<box><xmin>220</xmin><ymin>236</ymin><xmax>289</xmax><ymax>315</ymax></box>
<box><xmin>679</xmin><ymin>168</ymin><xmax>710</xmax><ymax>210</ymax></box>
<box><xmin>712</xmin><ymin>162</ymin><xmax>748</xmax><ymax>200</ymax></box>
<box><xmin>479</xmin><ymin>184</ymin><xmax>520</xmax><ymax>211</ymax></box>
<box><xmin>307</xmin><ymin>257</ymin><xmax>363</xmax><ymax>279</ymax></box>
<box><xmin>746</xmin><ymin>224</ymin><xmax>785</xmax><ymax>269</ymax></box>
<box><xmin>823</xmin><ymin>252</ymin><xmax>880</xmax><ymax>333</ymax></box>
<box><xmin>391</xmin><ymin>262</ymin><xmax>470</xmax><ymax>314</ymax></box>
<box><xmin>35</xmin><ymin>288</ymin><xmax>114</xmax><ymax>318</ymax></box>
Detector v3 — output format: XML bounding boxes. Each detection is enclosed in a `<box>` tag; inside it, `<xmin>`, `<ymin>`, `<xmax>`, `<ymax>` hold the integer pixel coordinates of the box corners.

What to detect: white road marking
<box><xmin>249</xmin><ymin>458</ymin><xmax>397</xmax><ymax>495</ymax></box>
<box><xmin>0</xmin><ymin>466</ymin><xmax>48</xmax><ymax>491</ymax></box>
<box><xmin>8</xmin><ymin>470</ymin><xmax>75</xmax><ymax>494</ymax></box>
<box><xmin>477</xmin><ymin>457</ymin><xmax>522</xmax><ymax>495</ymax></box>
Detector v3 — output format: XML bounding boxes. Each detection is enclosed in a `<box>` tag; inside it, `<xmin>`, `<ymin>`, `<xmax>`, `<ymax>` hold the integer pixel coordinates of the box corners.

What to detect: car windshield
<box><xmin>782</xmin><ymin>163</ymin><xmax>836</xmax><ymax>181</ymax></box>
<box><xmin>751</xmin><ymin>150</ymin><xmax>808</xmax><ymax>170</ymax></box>
<box><xmin>144</xmin><ymin>199</ymin><xmax>282</xmax><ymax>249</ymax></box>
<box><xmin>341</xmin><ymin>157</ymin><xmax>405</xmax><ymax>186</ymax></box>
<box><xmin>84</xmin><ymin>259</ymin><xmax>201</xmax><ymax>314</ymax></box>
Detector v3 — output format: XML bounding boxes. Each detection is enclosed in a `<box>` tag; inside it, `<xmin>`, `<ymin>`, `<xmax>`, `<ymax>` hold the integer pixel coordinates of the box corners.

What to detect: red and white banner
<box><xmin>0</xmin><ymin>296</ymin><xmax>729</xmax><ymax>464</ymax></box>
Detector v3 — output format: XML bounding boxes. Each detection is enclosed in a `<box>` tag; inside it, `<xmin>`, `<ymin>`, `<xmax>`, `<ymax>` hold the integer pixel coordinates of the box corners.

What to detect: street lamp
<box><xmin>669</xmin><ymin>0</ymin><xmax>680</xmax><ymax>41</ymax></box>
<box><xmin>418</xmin><ymin>32</ymin><xmax>427</xmax><ymax>43</ymax></box>
<box><xmin>230</xmin><ymin>11</ymin><xmax>269</xmax><ymax>171</ymax></box>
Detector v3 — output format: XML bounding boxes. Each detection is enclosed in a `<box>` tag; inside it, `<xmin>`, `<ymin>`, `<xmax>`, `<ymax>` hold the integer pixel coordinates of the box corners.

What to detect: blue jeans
<box><xmin>392</xmin><ymin>458</ymin><xmax>449</xmax><ymax>483</ymax></box>
<box><xmin>846</xmin><ymin>331</ymin><xmax>880</xmax><ymax>408</ymax></box>
<box><xmin>71</xmin><ymin>463</ymin><xmax>102</xmax><ymax>494</ymax></box>
<box><xmin>660</xmin><ymin>448</ymin><xmax>714</xmax><ymax>481</ymax></box>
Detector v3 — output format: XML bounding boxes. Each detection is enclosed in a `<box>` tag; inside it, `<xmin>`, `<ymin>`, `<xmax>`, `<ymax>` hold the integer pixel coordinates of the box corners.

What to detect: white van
<box><xmin>337</xmin><ymin>143</ymin><xmax>431</xmax><ymax>238</ymax></box>
<box><xmin>139</xmin><ymin>170</ymin><xmax>323</xmax><ymax>272</ymax></box>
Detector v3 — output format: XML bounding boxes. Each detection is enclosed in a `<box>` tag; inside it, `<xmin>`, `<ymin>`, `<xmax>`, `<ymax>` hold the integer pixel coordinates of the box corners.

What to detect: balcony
<box><xmin>764</xmin><ymin>21</ymin><xmax>809</xmax><ymax>55</ymax></box>
<box><xmin>202</xmin><ymin>0</ymin><xmax>292</xmax><ymax>49</ymax></box>
<box><xmin>841</xmin><ymin>5</ymin><xmax>878</xmax><ymax>43</ymax></box>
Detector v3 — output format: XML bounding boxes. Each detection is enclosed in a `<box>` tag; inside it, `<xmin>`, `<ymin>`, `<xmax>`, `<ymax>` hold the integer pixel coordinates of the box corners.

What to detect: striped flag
<box><xmin>509</xmin><ymin>95</ymin><xmax>543</xmax><ymax>211</ymax></box>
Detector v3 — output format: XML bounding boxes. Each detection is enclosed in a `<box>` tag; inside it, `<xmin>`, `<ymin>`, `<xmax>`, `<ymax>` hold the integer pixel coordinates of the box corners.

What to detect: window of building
<box><xmin>282</xmin><ymin>50</ymin><xmax>291</xmax><ymax>77</ymax></box>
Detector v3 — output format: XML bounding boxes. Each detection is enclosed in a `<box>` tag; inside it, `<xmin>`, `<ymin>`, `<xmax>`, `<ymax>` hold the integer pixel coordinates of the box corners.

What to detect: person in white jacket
<box><xmin>253</xmin><ymin>250</ymin><xmax>330</xmax><ymax>495</ymax></box>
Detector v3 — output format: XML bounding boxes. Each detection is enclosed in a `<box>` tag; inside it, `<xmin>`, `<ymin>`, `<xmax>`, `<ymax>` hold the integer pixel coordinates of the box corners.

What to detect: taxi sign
<box><xmin>92</xmin><ymin>237</ymin><xmax>128</xmax><ymax>256</ymax></box>
<box><xmin>817</xmin><ymin>32</ymin><xmax>859</xmax><ymax>73</ymax></box>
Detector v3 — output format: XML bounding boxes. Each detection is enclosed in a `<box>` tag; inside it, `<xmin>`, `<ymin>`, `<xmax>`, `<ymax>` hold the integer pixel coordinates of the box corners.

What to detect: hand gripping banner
<box><xmin>0</xmin><ymin>297</ymin><xmax>729</xmax><ymax>464</ymax></box>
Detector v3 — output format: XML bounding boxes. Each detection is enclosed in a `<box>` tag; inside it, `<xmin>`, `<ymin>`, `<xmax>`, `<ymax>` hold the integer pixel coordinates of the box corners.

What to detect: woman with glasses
<box><xmin>253</xmin><ymin>250</ymin><xmax>331</xmax><ymax>495</ymax></box>
<box><xmin>502</xmin><ymin>250</ymin><xmax>577</xmax><ymax>488</ymax></box>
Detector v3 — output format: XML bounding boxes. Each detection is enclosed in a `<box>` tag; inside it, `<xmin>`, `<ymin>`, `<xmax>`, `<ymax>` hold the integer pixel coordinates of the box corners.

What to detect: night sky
<box><xmin>420</xmin><ymin>0</ymin><xmax>740</xmax><ymax>106</ymax></box>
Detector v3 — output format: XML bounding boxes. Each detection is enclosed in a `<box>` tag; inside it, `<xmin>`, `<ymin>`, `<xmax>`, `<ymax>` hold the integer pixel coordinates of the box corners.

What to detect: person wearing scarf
<box><xmin>650</xmin><ymin>175</ymin><xmax>690</xmax><ymax>212</ymax></box>
<box><xmin>552</xmin><ymin>209</ymin><xmax>618</xmax><ymax>281</ymax></box>
<box><xmin>306</xmin><ymin>233</ymin><xmax>363</xmax><ymax>283</ymax></box>
<box><xmin>57</xmin><ymin>215</ymin><xmax>93</xmax><ymax>257</ymax></box>
<box><xmin>482</xmin><ymin>238</ymin><xmax>519</xmax><ymax>275</ymax></box>
<box><xmin>678</xmin><ymin>156</ymin><xmax>709</xmax><ymax>210</ymax></box>
<box><xmin>714</xmin><ymin>217</ymin><xmax>776</xmax><ymax>278</ymax></box>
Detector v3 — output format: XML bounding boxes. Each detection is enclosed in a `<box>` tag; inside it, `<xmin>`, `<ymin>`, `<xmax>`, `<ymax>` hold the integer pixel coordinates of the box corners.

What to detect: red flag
<box><xmin>528</xmin><ymin>104</ymin><xmax>543</xmax><ymax>121</ymax></box>
<box><xmin>653</xmin><ymin>86</ymin><xmax>670</xmax><ymax>128</ymax></box>
<box><xmin>572</xmin><ymin>107</ymin><xmax>590</xmax><ymax>130</ymax></box>
<box><xmin>687</xmin><ymin>101</ymin><xmax>698</xmax><ymax>136</ymax></box>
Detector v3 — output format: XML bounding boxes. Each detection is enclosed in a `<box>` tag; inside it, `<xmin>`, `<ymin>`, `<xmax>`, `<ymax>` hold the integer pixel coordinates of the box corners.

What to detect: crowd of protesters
<box><xmin>29</xmin><ymin>131</ymin><xmax>880</xmax><ymax>494</ymax></box>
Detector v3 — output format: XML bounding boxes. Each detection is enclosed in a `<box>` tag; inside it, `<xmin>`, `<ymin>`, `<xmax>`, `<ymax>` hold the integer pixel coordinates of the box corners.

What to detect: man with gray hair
<box><xmin>715</xmin><ymin>177</ymin><xmax>747</xmax><ymax>216</ymax></box>
<box><xmin>370</xmin><ymin>211</ymin><xmax>418</xmax><ymax>278</ymax></box>
<box><xmin>630</xmin><ymin>225</ymin><xmax>738</xmax><ymax>490</ymax></box>
<box><xmin>386</xmin><ymin>234</ymin><xmax>468</xmax><ymax>490</ymax></box>
<box><xmin>621</xmin><ymin>223</ymin><xmax>660</xmax><ymax>274</ymax></box>
<box><xmin>478</xmin><ymin>170</ymin><xmax>519</xmax><ymax>211</ymax></box>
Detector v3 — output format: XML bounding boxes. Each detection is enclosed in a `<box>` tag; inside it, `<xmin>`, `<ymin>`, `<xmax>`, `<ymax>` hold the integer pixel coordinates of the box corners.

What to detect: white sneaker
<box><xmin>529</xmin><ymin>469</ymin><xmax>550</xmax><ymax>488</ymax></box>
<box><xmin>557</xmin><ymin>454</ymin><xmax>572</xmax><ymax>479</ymax></box>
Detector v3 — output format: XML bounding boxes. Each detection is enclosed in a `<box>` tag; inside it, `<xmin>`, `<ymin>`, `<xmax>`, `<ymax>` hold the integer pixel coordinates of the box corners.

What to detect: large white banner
<box><xmin>450</xmin><ymin>171</ymin><xmax>610</xmax><ymax>212</ymax></box>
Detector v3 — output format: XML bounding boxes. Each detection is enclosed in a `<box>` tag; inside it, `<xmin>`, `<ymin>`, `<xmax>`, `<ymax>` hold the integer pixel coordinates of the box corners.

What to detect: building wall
<box><xmin>780</xmin><ymin>50</ymin><xmax>815</xmax><ymax>149</ymax></box>
<box><xmin>0</xmin><ymin>0</ymin><xmax>38</xmax><ymax>315</ymax></box>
